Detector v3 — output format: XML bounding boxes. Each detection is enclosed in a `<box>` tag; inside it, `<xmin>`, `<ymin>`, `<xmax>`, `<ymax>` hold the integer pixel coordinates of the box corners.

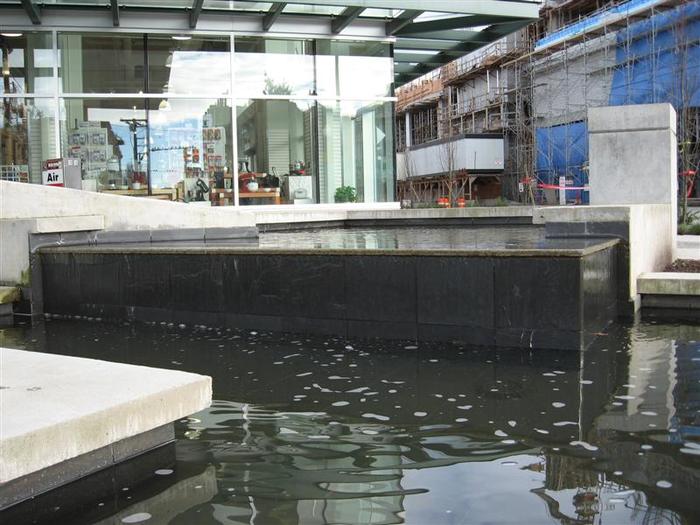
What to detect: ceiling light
<box><xmin>171</xmin><ymin>35</ymin><xmax>191</xmax><ymax>41</ymax></box>
<box><xmin>1</xmin><ymin>33</ymin><xmax>23</xmax><ymax>38</ymax></box>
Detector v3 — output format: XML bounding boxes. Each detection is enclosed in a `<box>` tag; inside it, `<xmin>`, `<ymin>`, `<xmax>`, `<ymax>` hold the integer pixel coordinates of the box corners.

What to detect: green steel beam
<box><xmin>331</xmin><ymin>6</ymin><xmax>364</xmax><ymax>33</ymax></box>
<box><xmin>189</xmin><ymin>0</ymin><xmax>204</xmax><ymax>28</ymax></box>
<box><xmin>20</xmin><ymin>0</ymin><xmax>40</xmax><ymax>24</ymax></box>
<box><xmin>110</xmin><ymin>0</ymin><xmax>119</xmax><ymax>26</ymax></box>
<box><xmin>385</xmin><ymin>9</ymin><xmax>422</xmax><ymax>36</ymax></box>
<box><xmin>395</xmin><ymin>14</ymin><xmax>524</xmax><ymax>35</ymax></box>
<box><xmin>262</xmin><ymin>2</ymin><xmax>286</xmax><ymax>31</ymax></box>
<box><xmin>236</xmin><ymin>0</ymin><xmax>540</xmax><ymax>19</ymax></box>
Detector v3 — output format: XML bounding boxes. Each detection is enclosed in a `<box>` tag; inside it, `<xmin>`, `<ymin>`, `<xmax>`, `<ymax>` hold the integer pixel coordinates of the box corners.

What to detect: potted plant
<box><xmin>131</xmin><ymin>172</ymin><xmax>146</xmax><ymax>190</ymax></box>
<box><xmin>334</xmin><ymin>186</ymin><xmax>357</xmax><ymax>203</ymax></box>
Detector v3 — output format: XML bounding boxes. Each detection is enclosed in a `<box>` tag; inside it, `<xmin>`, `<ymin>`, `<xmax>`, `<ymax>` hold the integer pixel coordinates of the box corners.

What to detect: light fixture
<box><xmin>158</xmin><ymin>99</ymin><xmax>171</xmax><ymax>111</ymax></box>
<box><xmin>1</xmin><ymin>33</ymin><xmax>23</xmax><ymax>38</ymax></box>
<box><xmin>171</xmin><ymin>35</ymin><xmax>191</xmax><ymax>41</ymax></box>
<box><xmin>165</xmin><ymin>54</ymin><xmax>173</xmax><ymax>68</ymax></box>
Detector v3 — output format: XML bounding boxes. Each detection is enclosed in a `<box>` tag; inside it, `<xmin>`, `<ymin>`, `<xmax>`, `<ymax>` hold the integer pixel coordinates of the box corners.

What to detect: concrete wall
<box><xmin>588</xmin><ymin>104</ymin><xmax>678</xmax><ymax>211</ymax></box>
<box><xmin>536</xmin><ymin>204</ymin><xmax>675</xmax><ymax>306</ymax></box>
<box><xmin>0</xmin><ymin>181</ymin><xmax>258</xmax><ymax>285</ymax></box>
<box><xmin>0</xmin><ymin>181</ymin><xmax>256</xmax><ymax>229</ymax></box>
<box><xmin>588</xmin><ymin>103</ymin><xmax>678</xmax><ymax>265</ymax></box>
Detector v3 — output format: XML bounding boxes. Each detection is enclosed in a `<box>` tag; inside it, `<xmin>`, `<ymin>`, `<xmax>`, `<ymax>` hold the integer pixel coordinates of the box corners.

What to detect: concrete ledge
<box><xmin>0</xmin><ymin>287</ymin><xmax>20</xmax><ymax>305</ymax></box>
<box><xmin>0</xmin><ymin>348</ymin><xmax>211</xmax><ymax>504</ymax></box>
<box><xmin>0</xmin><ymin>424</ymin><xmax>174</xmax><ymax>510</ymax></box>
<box><xmin>34</xmin><ymin>215</ymin><xmax>104</xmax><ymax>234</ymax></box>
<box><xmin>638</xmin><ymin>272</ymin><xmax>700</xmax><ymax>296</ymax></box>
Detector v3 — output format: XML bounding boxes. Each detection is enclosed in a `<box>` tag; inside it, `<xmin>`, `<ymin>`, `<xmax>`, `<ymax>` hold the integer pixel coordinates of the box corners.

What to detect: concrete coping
<box><xmin>637</xmin><ymin>272</ymin><xmax>700</xmax><ymax>296</ymax></box>
<box><xmin>38</xmin><ymin>238</ymin><xmax>619</xmax><ymax>258</ymax></box>
<box><xmin>0</xmin><ymin>348</ymin><xmax>212</xmax><ymax>484</ymax></box>
<box><xmin>0</xmin><ymin>287</ymin><xmax>20</xmax><ymax>305</ymax></box>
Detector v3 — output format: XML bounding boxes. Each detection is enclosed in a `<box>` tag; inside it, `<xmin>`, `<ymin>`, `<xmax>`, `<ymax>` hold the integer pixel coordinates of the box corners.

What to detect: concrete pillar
<box><xmin>404</xmin><ymin>111</ymin><xmax>412</xmax><ymax>148</ymax></box>
<box><xmin>588</xmin><ymin>103</ymin><xmax>677</xmax><ymax>218</ymax></box>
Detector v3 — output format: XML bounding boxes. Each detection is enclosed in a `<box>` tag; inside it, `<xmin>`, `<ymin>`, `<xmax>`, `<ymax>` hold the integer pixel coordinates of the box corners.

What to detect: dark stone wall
<box><xmin>41</xmin><ymin>248</ymin><xmax>618</xmax><ymax>351</ymax></box>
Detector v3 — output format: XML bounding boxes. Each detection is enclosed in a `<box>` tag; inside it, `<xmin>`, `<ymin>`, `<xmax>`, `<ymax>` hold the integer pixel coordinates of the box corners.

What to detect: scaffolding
<box><xmin>395</xmin><ymin>0</ymin><xmax>700</xmax><ymax>206</ymax></box>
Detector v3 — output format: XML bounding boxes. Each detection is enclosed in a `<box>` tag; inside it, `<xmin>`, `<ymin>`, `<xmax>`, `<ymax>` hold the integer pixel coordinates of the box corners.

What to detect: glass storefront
<box><xmin>1</xmin><ymin>31</ymin><xmax>395</xmax><ymax>205</ymax></box>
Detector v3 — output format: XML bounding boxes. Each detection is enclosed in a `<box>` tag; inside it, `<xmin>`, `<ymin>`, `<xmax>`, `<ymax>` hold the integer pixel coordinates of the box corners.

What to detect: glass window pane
<box><xmin>236</xmin><ymin>99</ymin><xmax>315</xmax><ymax>205</ymax></box>
<box><xmin>148</xmin><ymin>35</ymin><xmax>231</xmax><ymax>95</ymax></box>
<box><xmin>317</xmin><ymin>100</ymin><xmax>394</xmax><ymax>203</ymax></box>
<box><xmin>234</xmin><ymin>37</ymin><xmax>315</xmax><ymax>97</ymax></box>
<box><xmin>60</xmin><ymin>98</ymin><xmax>148</xmax><ymax>193</ymax></box>
<box><xmin>59</xmin><ymin>33</ymin><xmax>145</xmax><ymax>93</ymax></box>
<box><xmin>0</xmin><ymin>32</ymin><xmax>55</xmax><ymax>95</ymax></box>
<box><xmin>316</xmin><ymin>41</ymin><xmax>393</xmax><ymax>98</ymax></box>
<box><xmin>150</xmin><ymin>98</ymin><xmax>233</xmax><ymax>204</ymax></box>
<box><xmin>1</xmin><ymin>97</ymin><xmax>58</xmax><ymax>183</ymax></box>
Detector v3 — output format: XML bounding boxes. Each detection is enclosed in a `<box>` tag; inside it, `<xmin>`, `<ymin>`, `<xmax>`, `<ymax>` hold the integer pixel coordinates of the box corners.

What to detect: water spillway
<box><xmin>37</xmin><ymin>225</ymin><xmax>620</xmax><ymax>351</ymax></box>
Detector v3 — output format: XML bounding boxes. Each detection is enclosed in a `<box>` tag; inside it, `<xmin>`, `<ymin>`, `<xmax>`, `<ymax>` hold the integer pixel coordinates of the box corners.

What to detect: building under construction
<box><xmin>395</xmin><ymin>0</ymin><xmax>700</xmax><ymax>206</ymax></box>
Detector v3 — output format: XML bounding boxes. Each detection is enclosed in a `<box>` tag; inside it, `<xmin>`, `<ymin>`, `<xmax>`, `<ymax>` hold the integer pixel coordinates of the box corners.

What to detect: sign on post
<box><xmin>41</xmin><ymin>159</ymin><xmax>64</xmax><ymax>187</ymax></box>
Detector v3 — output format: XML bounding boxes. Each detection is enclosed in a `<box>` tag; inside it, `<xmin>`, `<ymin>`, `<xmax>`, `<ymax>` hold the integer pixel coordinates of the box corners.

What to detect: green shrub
<box><xmin>678</xmin><ymin>222</ymin><xmax>700</xmax><ymax>235</ymax></box>
<box><xmin>334</xmin><ymin>186</ymin><xmax>357</xmax><ymax>203</ymax></box>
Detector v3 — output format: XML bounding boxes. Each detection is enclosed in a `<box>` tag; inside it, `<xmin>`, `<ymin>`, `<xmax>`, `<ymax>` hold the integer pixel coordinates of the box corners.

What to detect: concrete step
<box><xmin>0</xmin><ymin>348</ymin><xmax>212</xmax><ymax>510</ymax></box>
<box><xmin>0</xmin><ymin>286</ymin><xmax>20</xmax><ymax>304</ymax></box>
<box><xmin>638</xmin><ymin>272</ymin><xmax>700</xmax><ymax>310</ymax></box>
<box><xmin>0</xmin><ymin>286</ymin><xmax>20</xmax><ymax>319</ymax></box>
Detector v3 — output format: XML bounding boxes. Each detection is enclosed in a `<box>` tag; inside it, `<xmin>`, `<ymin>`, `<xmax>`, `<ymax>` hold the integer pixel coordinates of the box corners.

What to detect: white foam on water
<box><xmin>414</xmin><ymin>411</ymin><xmax>428</xmax><ymax>417</ymax></box>
<box><xmin>121</xmin><ymin>514</ymin><xmax>152</xmax><ymax>524</ymax></box>
<box><xmin>542</xmin><ymin>373</ymin><xmax>556</xmax><ymax>377</ymax></box>
<box><xmin>332</xmin><ymin>401</ymin><xmax>350</xmax><ymax>407</ymax></box>
<box><xmin>154</xmin><ymin>469</ymin><xmax>173</xmax><ymax>476</ymax></box>
<box><xmin>508</xmin><ymin>420</ymin><xmax>517</xmax><ymax>427</ymax></box>
<box><xmin>388</xmin><ymin>389</ymin><xmax>397</xmax><ymax>394</ymax></box>
<box><xmin>279</xmin><ymin>427</ymin><xmax>299</xmax><ymax>434</ymax></box>
<box><xmin>308</xmin><ymin>435</ymin><xmax>330</xmax><ymax>440</ymax></box>
<box><xmin>494</xmin><ymin>430</ymin><xmax>508</xmax><ymax>437</ymax></box>
<box><xmin>328</xmin><ymin>376</ymin><xmax>349</xmax><ymax>380</ymax></box>
<box><xmin>553</xmin><ymin>421</ymin><xmax>577</xmax><ymax>427</ymax></box>
<box><xmin>641</xmin><ymin>411</ymin><xmax>658</xmax><ymax>416</ymax></box>
<box><xmin>455</xmin><ymin>418</ymin><xmax>468</xmax><ymax>422</ymax></box>
<box><xmin>580</xmin><ymin>380</ymin><xmax>593</xmax><ymax>385</ymax></box>
<box><xmin>615</xmin><ymin>395</ymin><xmax>636</xmax><ymax>400</ymax></box>
<box><xmin>641</xmin><ymin>444</ymin><xmax>653</xmax><ymax>450</ymax></box>
<box><xmin>404</xmin><ymin>345</ymin><xmax>418</xmax><ymax>350</ymax></box>
<box><xmin>457</xmin><ymin>405</ymin><xmax>473</xmax><ymax>410</ymax></box>
<box><xmin>535</xmin><ymin>428</ymin><xmax>549</xmax><ymax>435</ymax></box>
<box><xmin>346</xmin><ymin>387</ymin><xmax>370</xmax><ymax>393</ymax></box>
<box><xmin>613</xmin><ymin>471</ymin><xmax>623</xmax><ymax>476</ymax></box>
<box><xmin>362</xmin><ymin>429</ymin><xmax>379</xmax><ymax>435</ymax></box>
<box><xmin>680</xmin><ymin>447</ymin><xmax>700</xmax><ymax>456</ymax></box>
<box><xmin>570</xmin><ymin>440</ymin><xmax>599</xmax><ymax>451</ymax></box>
<box><xmin>656</xmin><ymin>480</ymin><xmax>672</xmax><ymax>488</ymax></box>
<box><xmin>362</xmin><ymin>413</ymin><xmax>390</xmax><ymax>421</ymax></box>
<box><xmin>501</xmin><ymin>440</ymin><xmax>517</xmax><ymax>445</ymax></box>
<box><xmin>552</xmin><ymin>402</ymin><xmax>566</xmax><ymax>408</ymax></box>
<box><xmin>296</xmin><ymin>372</ymin><xmax>312</xmax><ymax>377</ymax></box>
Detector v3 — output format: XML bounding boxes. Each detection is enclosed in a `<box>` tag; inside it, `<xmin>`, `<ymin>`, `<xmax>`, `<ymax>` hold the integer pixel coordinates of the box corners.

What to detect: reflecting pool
<box><xmin>1</xmin><ymin>318</ymin><xmax>699</xmax><ymax>524</ymax></box>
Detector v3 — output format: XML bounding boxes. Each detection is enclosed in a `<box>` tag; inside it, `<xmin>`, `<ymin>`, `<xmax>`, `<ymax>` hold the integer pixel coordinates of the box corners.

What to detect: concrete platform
<box><xmin>677</xmin><ymin>235</ymin><xmax>700</xmax><ymax>260</ymax></box>
<box><xmin>638</xmin><ymin>272</ymin><xmax>700</xmax><ymax>311</ymax></box>
<box><xmin>0</xmin><ymin>348</ymin><xmax>211</xmax><ymax>509</ymax></box>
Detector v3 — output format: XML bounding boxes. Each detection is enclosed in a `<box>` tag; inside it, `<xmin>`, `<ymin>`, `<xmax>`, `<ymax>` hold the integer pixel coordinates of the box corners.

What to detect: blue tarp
<box><xmin>535</xmin><ymin>0</ymin><xmax>700</xmax><ymax>203</ymax></box>
<box><xmin>609</xmin><ymin>1</ymin><xmax>700</xmax><ymax>107</ymax></box>
<box><xmin>535</xmin><ymin>121</ymin><xmax>589</xmax><ymax>203</ymax></box>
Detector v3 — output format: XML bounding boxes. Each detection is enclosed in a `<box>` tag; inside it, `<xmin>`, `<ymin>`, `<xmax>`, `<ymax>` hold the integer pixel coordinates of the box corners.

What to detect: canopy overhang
<box><xmin>0</xmin><ymin>0</ymin><xmax>540</xmax><ymax>86</ymax></box>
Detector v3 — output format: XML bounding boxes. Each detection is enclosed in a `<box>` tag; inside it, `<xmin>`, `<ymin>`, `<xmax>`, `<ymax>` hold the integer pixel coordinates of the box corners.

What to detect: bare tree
<box><xmin>672</xmin><ymin>12</ymin><xmax>700</xmax><ymax>225</ymax></box>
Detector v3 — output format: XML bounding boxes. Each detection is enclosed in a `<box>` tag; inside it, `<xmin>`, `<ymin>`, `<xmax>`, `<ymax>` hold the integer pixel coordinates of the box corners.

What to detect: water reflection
<box><xmin>1</xmin><ymin>319</ymin><xmax>698</xmax><ymax>524</ymax></box>
<box><xmin>258</xmin><ymin>226</ymin><xmax>610</xmax><ymax>252</ymax></box>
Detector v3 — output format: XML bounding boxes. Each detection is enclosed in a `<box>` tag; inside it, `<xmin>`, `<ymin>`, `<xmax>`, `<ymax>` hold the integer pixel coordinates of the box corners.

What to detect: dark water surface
<box><xmin>2</xmin><ymin>318</ymin><xmax>699</xmax><ymax>524</ymax></box>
